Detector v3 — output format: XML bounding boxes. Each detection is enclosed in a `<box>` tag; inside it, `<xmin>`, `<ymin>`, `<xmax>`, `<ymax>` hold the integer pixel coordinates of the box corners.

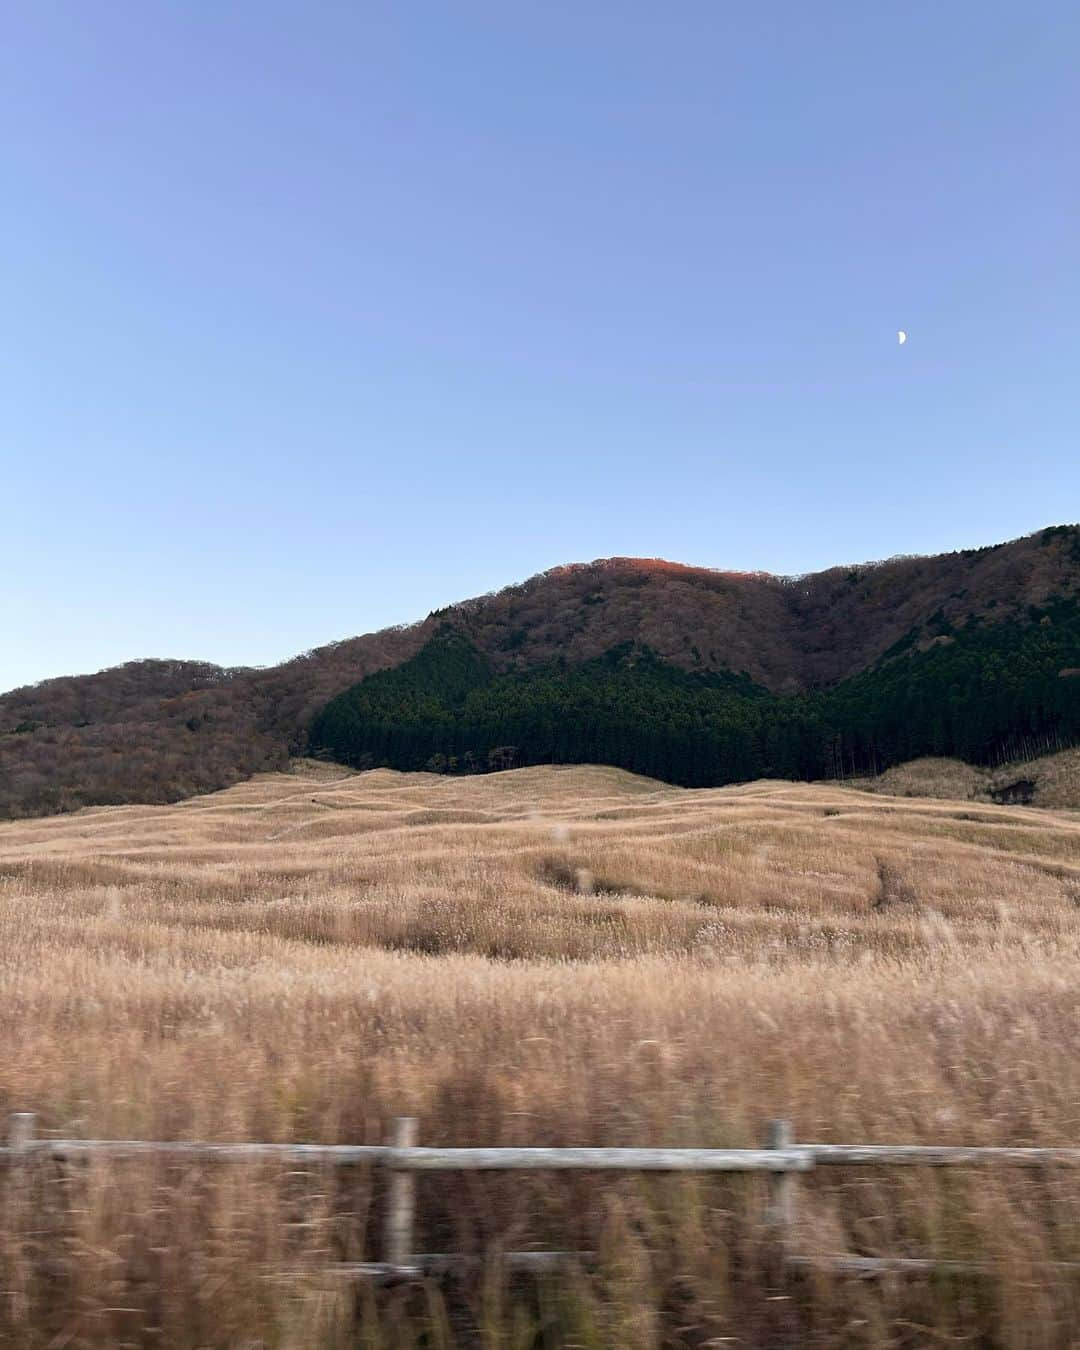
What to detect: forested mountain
<box><xmin>311</xmin><ymin>597</ymin><xmax>1080</xmax><ymax>786</ymax></box>
<box><xmin>3</xmin><ymin>525</ymin><xmax>1080</xmax><ymax>816</ymax></box>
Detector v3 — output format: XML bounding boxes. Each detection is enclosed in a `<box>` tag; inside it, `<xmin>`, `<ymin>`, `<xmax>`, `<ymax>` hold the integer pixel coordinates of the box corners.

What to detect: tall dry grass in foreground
<box><xmin>3</xmin><ymin>761</ymin><xmax>1080</xmax><ymax>1347</ymax></box>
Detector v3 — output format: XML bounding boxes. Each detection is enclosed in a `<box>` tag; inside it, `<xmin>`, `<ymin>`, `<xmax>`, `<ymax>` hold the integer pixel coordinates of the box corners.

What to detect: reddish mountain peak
<box><xmin>542</xmin><ymin>557</ymin><xmax>779</xmax><ymax>585</ymax></box>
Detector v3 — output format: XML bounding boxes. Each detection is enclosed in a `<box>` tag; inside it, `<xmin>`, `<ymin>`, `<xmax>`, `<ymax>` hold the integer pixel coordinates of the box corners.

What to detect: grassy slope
<box><xmin>3</xmin><ymin>763</ymin><xmax>1080</xmax><ymax>1345</ymax></box>
<box><xmin>863</xmin><ymin>745</ymin><xmax>1080</xmax><ymax>809</ymax></box>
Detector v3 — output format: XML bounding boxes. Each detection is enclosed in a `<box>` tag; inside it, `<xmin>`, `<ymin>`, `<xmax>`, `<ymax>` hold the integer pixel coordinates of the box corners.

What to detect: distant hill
<box><xmin>861</xmin><ymin>746</ymin><xmax>1080</xmax><ymax>810</ymax></box>
<box><xmin>3</xmin><ymin>524</ymin><xmax>1080</xmax><ymax>818</ymax></box>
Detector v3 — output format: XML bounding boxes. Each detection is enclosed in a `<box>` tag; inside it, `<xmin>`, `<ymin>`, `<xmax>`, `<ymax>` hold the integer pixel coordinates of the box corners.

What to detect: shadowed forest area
<box><xmin>311</xmin><ymin>597</ymin><xmax>1080</xmax><ymax>785</ymax></box>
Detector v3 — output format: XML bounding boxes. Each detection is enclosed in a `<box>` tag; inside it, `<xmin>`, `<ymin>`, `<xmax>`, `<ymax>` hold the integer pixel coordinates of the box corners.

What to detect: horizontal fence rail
<box><xmin>15</xmin><ymin>1139</ymin><xmax>1079</xmax><ymax>1170</ymax></box>
<box><xmin>373</xmin><ymin>1146</ymin><xmax>815</xmax><ymax>1171</ymax></box>
<box><xmin>6</xmin><ymin>1114</ymin><xmax>1080</xmax><ymax>1280</ymax></box>
<box><xmin>805</xmin><ymin>1144</ymin><xmax>1080</xmax><ymax>1167</ymax></box>
<box><xmin>1</xmin><ymin>1141</ymin><xmax>391</xmax><ymax>1163</ymax></box>
<box><xmin>0</xmin><ymin>1142</ymin><xmax>812</xmax><ymax>1170</ymax></box>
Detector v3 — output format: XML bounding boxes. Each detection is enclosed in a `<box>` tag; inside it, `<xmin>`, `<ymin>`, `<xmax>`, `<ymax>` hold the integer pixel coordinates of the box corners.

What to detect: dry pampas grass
<box><xmin>2</xmin><ymin>760</ymin><xmax>1080</xmax><ymax>1346</ymax></box>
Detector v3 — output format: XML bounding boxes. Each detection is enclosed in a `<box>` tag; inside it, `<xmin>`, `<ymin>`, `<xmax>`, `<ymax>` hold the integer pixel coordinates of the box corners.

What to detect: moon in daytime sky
<box><xmin>898</xmin><ymin>330</ymin><xmax>907</xmax><ymax>345</ymax></box>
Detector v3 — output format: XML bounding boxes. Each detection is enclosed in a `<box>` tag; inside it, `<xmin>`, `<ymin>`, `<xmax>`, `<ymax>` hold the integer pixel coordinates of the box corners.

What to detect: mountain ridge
<box><xmin>3</xmin><ymin>524</ymin><xmax>1079</xmax><ymax>817</ymax></box>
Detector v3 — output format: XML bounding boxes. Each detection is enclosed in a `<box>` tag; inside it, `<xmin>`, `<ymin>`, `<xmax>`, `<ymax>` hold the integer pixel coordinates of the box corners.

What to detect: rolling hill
<box><xmin>3</xmin><ymin>524</ymin><xmax>1080</xmax><ymax>818</ymax></box>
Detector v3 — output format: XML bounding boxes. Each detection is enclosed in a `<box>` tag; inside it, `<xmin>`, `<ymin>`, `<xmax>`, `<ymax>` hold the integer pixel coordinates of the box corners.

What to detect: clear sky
<box><xmin>3</xmin><ymin>2</ymin><xmax>1078</xmax><ymax>692</ymax></box>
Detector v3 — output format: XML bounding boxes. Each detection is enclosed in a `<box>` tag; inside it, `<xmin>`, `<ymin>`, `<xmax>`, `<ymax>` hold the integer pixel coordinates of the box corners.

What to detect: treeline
<box><xmin>309</xmin><ymin>601</ymin><xmax>1080</xmax><ymax>787</ymax></box>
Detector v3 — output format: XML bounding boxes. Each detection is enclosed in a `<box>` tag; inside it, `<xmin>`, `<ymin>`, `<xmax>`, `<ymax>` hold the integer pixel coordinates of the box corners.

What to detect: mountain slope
<box><xmin>311</xmin><ymin>596</ymin><xmax>1080</xmax><ymax>786</ymax></box>
<box><xmin>449</xmin><ymin>529</ymin><xmax>1080</xmax><ymax>691</ymax></box>
<box><xmin>3</xmin><ymin>524</ymin><xmax>1079</xmax><ymax>817</ymax></box>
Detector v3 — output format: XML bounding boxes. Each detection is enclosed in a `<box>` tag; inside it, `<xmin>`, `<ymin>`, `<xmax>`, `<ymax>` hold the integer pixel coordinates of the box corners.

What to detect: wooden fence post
<box><xmin>7</xmin><ymin>1115</ymin><xmax>36</xmax><ymax>1234</ymax></box>
<box><xmin>7</xmin><ymin>1114</ymin><xmax>36</xmax><ymax>1320</ymax></box>
<box><xmin>385</xmin><ymin>1117</ymin><xmax>418</xmax><ymax>1267</ymax></box>
<box><xmin>764</xmin><ymin>1119</ymin><xmax>795</xmax><ymax>1252</ymax></box>
<box><xmin>9</xmin><ymin>1113</ymin><xmax>38</xmax><ymax>1218</ymax></box>
<box><xmin>8</xmin><ymin>1113</ymin><xmax>36</xmax><ymax>1156</ymax></box>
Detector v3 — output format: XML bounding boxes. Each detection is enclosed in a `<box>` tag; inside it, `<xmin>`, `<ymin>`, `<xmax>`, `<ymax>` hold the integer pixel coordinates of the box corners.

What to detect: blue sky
<box><xmin>3</xmin><ymin>2</ymin><xmax>1078</xmax><ymax>691</ymax></box>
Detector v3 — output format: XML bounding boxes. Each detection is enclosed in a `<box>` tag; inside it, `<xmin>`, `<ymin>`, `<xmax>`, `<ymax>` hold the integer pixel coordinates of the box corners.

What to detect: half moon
<box><xmin>898</xmin><ymin>330</ymin><xmax>907</xmax><ymax>345</ymax></box>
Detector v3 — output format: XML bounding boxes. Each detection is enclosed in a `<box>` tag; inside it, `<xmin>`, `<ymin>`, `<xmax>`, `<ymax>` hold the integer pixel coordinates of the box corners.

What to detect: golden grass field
<box><xmin>4</xmin><ymin>760</ymin><xmax>1080</xmax><ymax>1347</ymax></box>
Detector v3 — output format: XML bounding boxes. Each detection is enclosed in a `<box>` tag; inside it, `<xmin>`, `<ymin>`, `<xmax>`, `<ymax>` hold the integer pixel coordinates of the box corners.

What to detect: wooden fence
<box><xmin>6</xmin><ymin>1113</ymin><xmax>1080</xmax><ymax>1279</ymax></box>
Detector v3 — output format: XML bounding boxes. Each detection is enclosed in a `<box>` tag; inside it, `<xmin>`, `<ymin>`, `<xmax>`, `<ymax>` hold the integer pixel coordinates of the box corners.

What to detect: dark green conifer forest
<box><xmin>309</xmin><ymin>599</ymin><xmax>1080</xmax><ymax>786</ymax></box>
